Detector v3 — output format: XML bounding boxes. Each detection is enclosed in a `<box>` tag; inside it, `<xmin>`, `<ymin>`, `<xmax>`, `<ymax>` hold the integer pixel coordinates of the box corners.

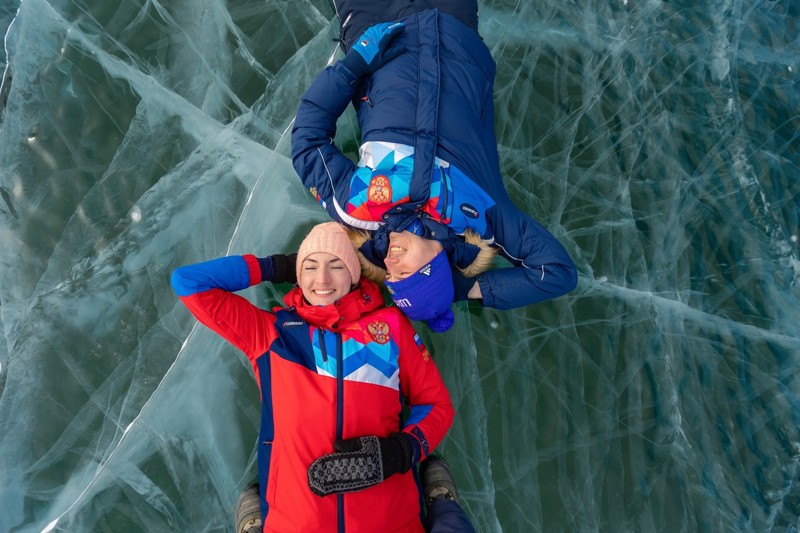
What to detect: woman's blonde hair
<box><xmin>345</xmin><ymin>227</ymin><xmax>497</xmax><ymax>284</ymax></box>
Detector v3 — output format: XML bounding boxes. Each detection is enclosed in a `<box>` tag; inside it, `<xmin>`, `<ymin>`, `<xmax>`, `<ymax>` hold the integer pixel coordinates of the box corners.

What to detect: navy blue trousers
<box><xmin>426</xmin><ymin>498</ymin><xmax>476</xmax><ymax>533</ymax></box>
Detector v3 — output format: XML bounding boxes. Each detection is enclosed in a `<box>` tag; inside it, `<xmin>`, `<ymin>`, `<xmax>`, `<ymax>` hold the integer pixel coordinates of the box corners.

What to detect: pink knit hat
<box><xmin>296</xmin><ymin>222</ymin><xmax>361</xmax><ymax>283</ymax></box>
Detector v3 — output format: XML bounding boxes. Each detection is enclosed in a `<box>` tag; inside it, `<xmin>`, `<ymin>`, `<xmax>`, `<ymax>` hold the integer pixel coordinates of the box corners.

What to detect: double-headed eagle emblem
<box><xmin>367</xmin><ymin>321</ymin><xmax>390</xmax><ymax>344</ymax></box>
<box><xmin>368</xmin><ymin>175</ymin><xmax>391</xmax><ymax>204</ymax></box>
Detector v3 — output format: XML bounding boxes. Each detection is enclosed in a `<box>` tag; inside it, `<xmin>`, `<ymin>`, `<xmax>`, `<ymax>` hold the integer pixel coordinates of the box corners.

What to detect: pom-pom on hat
<box><xmin>385</xmin><ymin>250</ymin><xmax>455</xmax><ymax>332</ymax></box>
<box><xmin>296</xmin><ymin>222</ymin><xmax>361</xmax><ymax>283</ymax></box>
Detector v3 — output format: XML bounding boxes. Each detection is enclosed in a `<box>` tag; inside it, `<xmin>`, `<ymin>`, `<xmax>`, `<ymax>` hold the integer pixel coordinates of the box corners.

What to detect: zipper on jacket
<box><xmin>439</xmin><ymin>164</ymin><xmax>450</xmax><ymax>220</ymax></box>
<box><xmin>360</xmin><ymin>95</ymin><xmax>373</xmax><ymax>107</ymax></box>
<box><xmin>335</xmin><ymin>331</ymin><xmax>345</xmax><ymax>533</ymax></box>
<box><xmin>318</xmin><ymin>327</ymin><xmax>328</xmax><ymax>362</ymax></box>
<box><xmin>335</xmin><ymin>332</ymin><xmax>344</xmax><ymax>440</ymax></box>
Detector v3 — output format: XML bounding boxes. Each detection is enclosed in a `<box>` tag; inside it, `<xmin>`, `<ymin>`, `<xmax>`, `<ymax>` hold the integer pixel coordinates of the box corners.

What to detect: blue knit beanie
<box><xmin>385</xmin><ymin>250</ymin><xmax>455</xmax><ymax>332</ymax></box>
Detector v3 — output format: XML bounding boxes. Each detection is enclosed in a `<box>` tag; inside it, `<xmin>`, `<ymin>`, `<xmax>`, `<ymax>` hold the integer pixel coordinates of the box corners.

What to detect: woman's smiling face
<box><xmin>384</xmin><ymin>231</ymin><xmax>444</xmax><ymax>282</ymax></box>
<box><xmin>298</xmin><ymin>252</ymin><xmax>353</xmax><ymax>306</ymax></box>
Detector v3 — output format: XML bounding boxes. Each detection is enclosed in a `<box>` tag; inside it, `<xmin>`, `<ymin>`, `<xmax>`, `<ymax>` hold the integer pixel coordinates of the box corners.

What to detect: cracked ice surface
<box><xmin>0</xmin><ymin>0</ymin><xmax>799</xmax><ymax>531</ymax></box>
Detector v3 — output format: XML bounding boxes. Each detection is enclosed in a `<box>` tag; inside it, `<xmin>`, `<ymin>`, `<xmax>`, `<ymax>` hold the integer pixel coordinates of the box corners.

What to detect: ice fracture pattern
<box><xmin>0</xmin><ymin>0</ymin><xmax>798</xmax><ymax>531</ymax></box>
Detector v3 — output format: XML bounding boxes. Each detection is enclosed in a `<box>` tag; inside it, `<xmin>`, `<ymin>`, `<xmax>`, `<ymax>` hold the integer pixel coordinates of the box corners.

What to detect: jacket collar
<box><xmin>282</xmin><ymin>279</ymin><xmax>384</xmax><ymax>330</ymax></box>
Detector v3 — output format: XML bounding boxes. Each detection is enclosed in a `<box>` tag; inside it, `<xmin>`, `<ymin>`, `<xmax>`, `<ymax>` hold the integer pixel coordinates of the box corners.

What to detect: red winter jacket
<box><xmin>171</xmin><ymin>254</ymin><xmax>454</xmax><ymax>532</ymax></box>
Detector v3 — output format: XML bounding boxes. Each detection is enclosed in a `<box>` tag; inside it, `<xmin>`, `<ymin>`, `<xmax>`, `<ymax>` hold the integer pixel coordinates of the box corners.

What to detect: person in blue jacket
<box><xmin>292</xmin><ymin>0</ymin><xmax>578</xmax><ymax>332</ymax></box>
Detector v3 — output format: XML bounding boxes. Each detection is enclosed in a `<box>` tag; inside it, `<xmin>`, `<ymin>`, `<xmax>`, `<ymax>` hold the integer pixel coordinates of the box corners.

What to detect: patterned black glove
<box><xmin>258</xmin><ymin>253</ymin><xmax>297</xmax><ymax>284</ymax></box>
<box><xmin>340</xmin><ymin>22</ymin><xmax>406</xmax><ymax>78</ymax></box>
<box><xmin>307</xmin><ymin>433</ymin><xmax>414</xmax><ymax>496</ymax></box>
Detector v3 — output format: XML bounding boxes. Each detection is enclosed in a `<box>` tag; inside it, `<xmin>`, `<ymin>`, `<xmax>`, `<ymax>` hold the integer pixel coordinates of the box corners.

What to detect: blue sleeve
<box><xmin>403</xmin><ymin>404</ymin><xmax>432</xmax><ymax>462</ymax></box>
<box><xmin>291</xmin><ymin>62</ymin><xmax>361</xmax><ymax>224</ymax></box>
<box><xmin>170</xmin><ymin>256</ymin><xmax>254</xmax><ymax>297</ymax></box>
<box><xmin>479</xmin><ymin>204</ymin><xmax>578</xmax><ymax>310</ymax></box>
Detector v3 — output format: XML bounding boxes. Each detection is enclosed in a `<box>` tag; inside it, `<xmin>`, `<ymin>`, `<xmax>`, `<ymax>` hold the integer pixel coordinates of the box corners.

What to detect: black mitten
<box><xmin>258</xmin><ymin>253</ymin><xmax>297</xmax><ymax>284</ymax></box>
<box><xmin>307</xmin><ymin>433</ymin><xmax>414</xmax><ymax>496</ymax></box>
<box><xmin>271</xmin><ymin>253</ymin><xmax>297</xmax><ymax>284</ymax></box>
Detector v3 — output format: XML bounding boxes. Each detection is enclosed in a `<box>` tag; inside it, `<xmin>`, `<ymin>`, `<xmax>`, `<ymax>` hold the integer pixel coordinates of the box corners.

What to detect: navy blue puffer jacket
<box><xmin>292</xmin><ymin>9</ymin><xmax>577</xmax><ymax>310</ymax></box>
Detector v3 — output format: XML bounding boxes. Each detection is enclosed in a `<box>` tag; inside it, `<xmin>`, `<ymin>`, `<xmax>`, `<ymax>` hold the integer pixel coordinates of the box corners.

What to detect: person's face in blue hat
<box><xmin>384</xmin><ymin>231</ymin><xmax>444</xmax><ymax>282</ymax></box>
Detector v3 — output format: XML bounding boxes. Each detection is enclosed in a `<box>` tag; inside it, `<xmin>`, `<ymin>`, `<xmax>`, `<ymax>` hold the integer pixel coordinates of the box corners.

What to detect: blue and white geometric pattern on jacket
<box><xmin>312</xmin><ymin>328</ymin><xmax>401</xmax><ymax>389</ymax></box>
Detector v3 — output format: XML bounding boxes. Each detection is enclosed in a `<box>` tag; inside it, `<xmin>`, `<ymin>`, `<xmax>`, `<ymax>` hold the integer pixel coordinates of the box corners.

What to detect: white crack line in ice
<box><xmin>583</xmin><ymin>277</ymin><xmax>800</xmax><ymax>348</ymax></box>
<box><xmin>40</xmin><ymin>21</ymin><xmax>341</xmax><ymax>533</ymax></box>
<box><xmin>226</xmin><ymin>44</ymin><xmax>340</xmax><ymax>250</ymax></box>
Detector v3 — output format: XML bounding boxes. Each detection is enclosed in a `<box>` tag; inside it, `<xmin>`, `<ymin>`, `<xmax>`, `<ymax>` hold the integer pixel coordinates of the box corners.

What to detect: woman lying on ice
<box><xmin>291</xmin><ymin>0</ymin><xmax>578</xmax><ymax>332</ymax></box>
<box><xmin>171</xmin><ymin>222</ymin><xmax>475</xmax><ymax>532</ymax></box>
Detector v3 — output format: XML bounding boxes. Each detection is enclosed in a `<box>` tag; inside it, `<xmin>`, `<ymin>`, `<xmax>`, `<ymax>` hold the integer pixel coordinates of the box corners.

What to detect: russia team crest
<box><xmin>367</xmin><ymin>321</ymin><xmax>390</xmax><ymax>344</ymax></box>
<box><xmin>368</xmin><ymin>174</ymin><xmax>391</xmax><ymax>204</ymax></box>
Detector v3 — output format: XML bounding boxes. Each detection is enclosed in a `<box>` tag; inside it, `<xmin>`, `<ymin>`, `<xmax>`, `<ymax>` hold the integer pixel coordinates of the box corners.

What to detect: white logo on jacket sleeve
<box><xmin>459</xmin><ymin>203</ymin><xmax>479</xmax><ymax>218</ymax></box>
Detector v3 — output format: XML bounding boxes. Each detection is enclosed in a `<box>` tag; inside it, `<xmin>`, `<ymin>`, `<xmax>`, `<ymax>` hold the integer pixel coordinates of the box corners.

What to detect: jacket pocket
<box><xmin>259</xmin><ymin>440</ymin><xmax>278</xmax><ymax>509</ymax></box>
